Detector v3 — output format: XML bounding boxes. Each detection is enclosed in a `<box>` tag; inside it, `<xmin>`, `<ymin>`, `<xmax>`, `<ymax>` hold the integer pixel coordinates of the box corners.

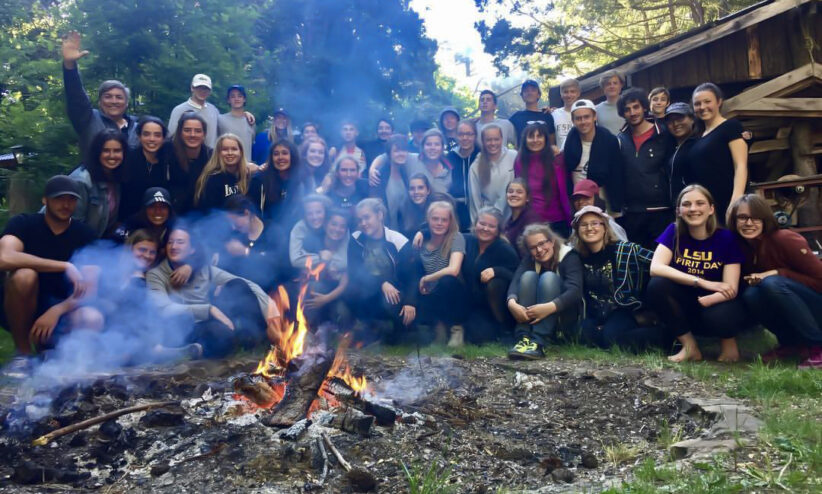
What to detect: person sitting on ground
<box><xmin>219</xmin><ymin>195</ymin><xmax>291</xmax><ymax>292</ymax></box>
<box><xmin>570</xmin><ymin>179</ymin><xmax>627</xmax><ymax>241</ymax></box>
<box><xmin>120</xmin><ymin>116</ymin><xmax>173</xmax><ymax>221</ymax></box>
<box><xmin>289</xmin><ymin>194</ymin><xmax>332</xmax><ymax>270</ymax></box>
<box><xmin>571</xmin><ymin>206</ymin><xmax>664</xmax><ymax>351</ymax></box>
<box><xmin>300</xmin><ymin>136</ymin><xmax>332</xmax><ymax>192</ymax></box>
<box><xmin>514</xmin><ymin>122</ymin><xmax>572</xmax><ymax>237</ymax></box>
<box><xmin>168</xmin><ymin>112</ymin><xmax>212</xmax><ymax>214</ymax></box>
<box><xmin>502</xmin><ymin>178</ymin><xmax>541</xmax><ymax>245</ymax></box>
<box><xmin>168</xmin><ymin>73</ymin><xmax>220</xmax><ymax>149</ymax></box>
<box><xmin>147</xmin><ymin>223</ymin><xmax>274</xmax><ymax>358</ymax></box>
<box><xmin>462</xmin><ymin>207</ymin><xmax>520</xmax><ymax>343</ymax></box>
<box><xmin>648</xmin><ymin>87</ymin><xmax>671</xmax><ymax>121</ymax></box>
<box><xmin>116</xmin><ymin>187</ymin><xmax>175</xmax><ymax>252</ymax></box>
<box><xmin>468</xmin><ymin>123</ymin><xmax>516</xmax><ymax>223</ymax></box>
<box><xmin>437</xmin><ymin>108</ymin><xmax>461</xmax><ymax>153</ymax></box>
<box><xmin>302</xmin><ymin>208</ymin><xmax>351</xmax><ymax>327</ymax></box>
<box><xmin>325</xmin><ymin>156</ymin><xmax>369</xmax><ymax>220</ymax></box>
<box><xmin>69</xmin><ymin>129</ymin><xmax>128</xmax><ymax>238</ymax></box>
<box><xmin>0</xmin><ymin>176</ymin><xmax>97</xmax><ymax>361</ymax></box>
<box><xmin>61</xmin><ymin>30</ymin><xmax>138</xmax><ymax>166</ymax></box>
<box><xmin>507</xmin><ymin>224</ymin><xmax>583</xmax><ymax>360</ymax></box>
<box><xmin>728</xmin><ymin>194</ymin><xmax>822</xmax><ymax>369</ymax></box>
<box><xmin>346</xmin><ymin>199</ymin><xmax>415</xmax><ymax>343</ymax></box>
<box><xmin>193</xmin><ymin>133</ymin><xmax>250</xmax><ymax>212</ymax></box>
<box><xmin>252</xmin><ymin>107</ymin><xmax>293</xmax><ymax>164</ymax></box>
<box><xmin>249</xmin><ymin>138</ymin><xmax>307</xmax><ymax>227</ymax></box>
<box><xmin>646</xmin><ymin>185</ymin><xmax>748</xmax><ymax>363</ymax></box>
<box><xmin>446</xmin><ymin>120</ymin><xmax>478</xmax><ymax>231</ymax></box>
<box><xmin>402</xmin><ymin>201</ymin><xmax>467</xmax><ymax>347</ymax></box>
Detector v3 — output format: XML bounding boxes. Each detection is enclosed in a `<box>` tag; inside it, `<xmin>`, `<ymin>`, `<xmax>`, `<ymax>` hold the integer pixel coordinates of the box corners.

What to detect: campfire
<box><xmin>232</xmin><ymin>260</ymin><xmax>375</xmax><ymax>428</ymax></box>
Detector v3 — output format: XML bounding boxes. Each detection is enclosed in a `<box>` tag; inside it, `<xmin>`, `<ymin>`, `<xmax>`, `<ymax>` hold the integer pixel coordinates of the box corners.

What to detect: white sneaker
<box><xmin>447</xmin><ymin>325</ymin><xmax>465</xmax><ymax>348</ymax></box>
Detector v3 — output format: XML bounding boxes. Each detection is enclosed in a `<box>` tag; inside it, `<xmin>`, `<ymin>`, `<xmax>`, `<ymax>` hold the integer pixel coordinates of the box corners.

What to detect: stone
<box><xmin>581</xmin><ymin>452</ymin><xmax>598</xmax><ymax>469</ymax></box>
<box><xmin>551</xmin><ymin>467</ymin><xmax>574</xmax><ymax>483</ymax></box>
<box><xmin>669</xmin><ymin>438</ymin><xmax>744</xmax><ymax>460</ymax></box>
<box><xmin>592</xmin><ymin>370</ymin><xmax>620</xmax><ymax>382</ymax></box>
<box><xmin>150</xmin><ymin>463</ymin><xmax>170</xmax><ymax>477</ymax></box>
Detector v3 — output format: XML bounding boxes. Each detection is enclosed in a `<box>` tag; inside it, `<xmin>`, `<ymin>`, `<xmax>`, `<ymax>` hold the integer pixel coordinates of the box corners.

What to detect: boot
<box><xmin>447</xmin><ymin>325</ymin><xmax>465</xmax><ymax>348</ymax></box>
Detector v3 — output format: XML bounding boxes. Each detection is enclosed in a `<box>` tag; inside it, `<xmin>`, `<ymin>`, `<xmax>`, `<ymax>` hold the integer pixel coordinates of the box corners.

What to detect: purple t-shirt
<box><xmin>656</xmin><ymin>224</ymin><xmax>744</xmax><ymax>282</ymax></box>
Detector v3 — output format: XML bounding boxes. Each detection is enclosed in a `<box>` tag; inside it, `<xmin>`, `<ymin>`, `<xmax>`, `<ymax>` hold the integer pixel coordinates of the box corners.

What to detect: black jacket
<box><xmin>120</xmin><ymin>141</ymin><xmax>174</xmax><ymax>221</ymax></box>
<box><xmin>616</xmin><ymin>121</ymin><xmax>675</xmax><ymax>212</ymax></box>
<box><xmin>463</xmin><ymin>235</ymin><xmax>520</xmax><ymax>303</ymax></box>
<box><xmin>669</xmin><ymin>135</ymin><xmax>697</xmax><ymax>204</ymax></box>
<box><xmin>346</xmin><ymin>229</ymin><xmax>415</xmax><ymax>305</ymax></box>
<box><xmin>564</xmin><ymin>125</ymin><xmax>624</xmax><ymax>212</ymax></box>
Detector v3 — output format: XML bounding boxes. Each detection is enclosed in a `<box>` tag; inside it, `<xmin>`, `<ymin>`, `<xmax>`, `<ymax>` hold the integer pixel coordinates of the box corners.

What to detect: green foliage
<box><xmin>475</xmin><ymin>0</ymin><xmax>763</xmax><ymax>79</ymax></box>
<box><xmin>400</xmin><ymin>458</ymin><xmax>456</xmax><ymax>494</ymax></box>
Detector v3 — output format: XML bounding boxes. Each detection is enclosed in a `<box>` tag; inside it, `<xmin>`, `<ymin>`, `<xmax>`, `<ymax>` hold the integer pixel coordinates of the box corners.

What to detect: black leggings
<box><xmin>417</xmin><ymin>275</ymin><xmax>468</xmax><ymax>326</ymax></box>
<box><xmin>645</xmin><ymin>277</ymin><xmax>748</xmax><ymax>340</ymax></box>
<box><xmin>466</xmin><ymin>277</ymin><xmax>513</xmax><ymax>343</ymax></box>
<box><xmin>189</xmin><ymin>279</ymin><xmax>267</xmax><ymax>358</ymax></box>
<box><xmin>581</xmin><ymin>308</ymin><xmax>666</xmax><ymax>351</ymax></box>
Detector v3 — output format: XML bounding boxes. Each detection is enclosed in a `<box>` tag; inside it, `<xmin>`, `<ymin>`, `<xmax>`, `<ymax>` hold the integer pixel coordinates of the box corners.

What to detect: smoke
<box><xmin>372</xmin><ymin>354</ymin><xmax>462</xmax><ymax>406</ymax></box>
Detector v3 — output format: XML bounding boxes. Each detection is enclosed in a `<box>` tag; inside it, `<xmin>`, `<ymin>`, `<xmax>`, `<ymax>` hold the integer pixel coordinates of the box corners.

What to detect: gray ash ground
<box><xmin>0</xmin><ymin>352</ymin><xmax>718</xmax><ymax>493</ymax></box>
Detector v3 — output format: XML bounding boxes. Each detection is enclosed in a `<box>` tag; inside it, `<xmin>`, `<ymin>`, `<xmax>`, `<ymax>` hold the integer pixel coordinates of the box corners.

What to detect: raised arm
<box><xmin>61</xmin><ymin>31</ymin><xmax>93</xmax><ymax>134</ymax></box>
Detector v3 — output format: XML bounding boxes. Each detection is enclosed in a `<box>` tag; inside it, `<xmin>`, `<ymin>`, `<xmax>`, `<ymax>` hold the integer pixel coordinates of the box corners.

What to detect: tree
<box><xmin>474</xmin><ymin>0</ymin><xmax>762</xmax><ymax>78</ymax></box>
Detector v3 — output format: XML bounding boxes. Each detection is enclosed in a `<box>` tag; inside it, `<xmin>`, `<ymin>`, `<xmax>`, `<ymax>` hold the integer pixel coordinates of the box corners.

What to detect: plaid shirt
<box><xmin>612</xmin><ymin>241</ymin><xmax>655</xmax><ymax>309</ymax></box>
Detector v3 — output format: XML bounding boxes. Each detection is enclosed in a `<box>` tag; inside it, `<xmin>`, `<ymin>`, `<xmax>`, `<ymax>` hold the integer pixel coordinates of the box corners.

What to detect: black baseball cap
<box><xmin>44</xmin><ymin>175</ymin><xmax>80</xmax><ymax>199</ymax></box>
<box><xmin>143</xmin><ymin>187</ymin><xmax>171</xmax><ymax>207</ymax></box>
<box><xmin>665</xmin><ymin>102</ymin><xmax>694</xmax><ymax>118</ymax></box>
<box><xmin>226</xmin><ymin>85</ymin><xmax>246</xmax><ymax>98</ymax></box>
<box><xmin>521</xmin><ymin>79</ymin><xmax>541</xmax><ymax>94</ymax></box>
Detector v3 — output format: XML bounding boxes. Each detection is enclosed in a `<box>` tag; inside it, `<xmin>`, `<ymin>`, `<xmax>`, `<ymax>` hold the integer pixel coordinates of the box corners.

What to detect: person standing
<box><xmin>468</xmin><ymin>124</ymin><xmax>516</xmax><ymax>223</ymax></box>
<box><xmin>649</xmin><ymin>87</ymin><xmax>671</xmax><ymax>121</ymax></box>
<box><xmin>664</xmin><ymin>102</ymin><xmax>698</xmax><ymax>203</ymax></box>
<box><xmin>616</xmin><ymin>88</ymin><xmax>675</xmax><ymax>248</ymax></box>
<box><xmin>169</xmin><ymin>112</ymin><xmax>212</xmax><ymax>214</ymax></box>
<box><xmin>333</xmin><ymin>119</ymin><xmax>368</xmax><ymax>175</ymax></box>
<box><xmin>252</xmin><ymin>107</ymin><xmax>293</xmax><ymax>164</ymax></box>
<box><xmin>595</xmin><ymin>70</ymin><xmax>626</xmax><ymax>135</ymax></box>
<box><xmin>446</xmin><ymin>121</ymin><xmax>479</xmax><ymax>231</ymax></box>
<box><xmin>475</xmin><ymin>90</ymin><xmax>517</xmax><ymax>149</ymax></box>
<box><xmin>509</xmin><ymin>80</ymin><xmax>555</xmax><ymax>148</ymax></box>
<box><xmin>61</xmin><ymin>31</ymin><xmax>138</xmax><ymax>165</ymax></box>
<box><xmin>438</xmin><ymin>108</ymin><xmax>461</xmax><ymax>153</ymax></box>
<box><xmin>362</xmin><ymin>118</ymin><xmax>394</xmax><ymax>167</ymax></box>
<box><xmin>217</xmin><ymin>85</ymin><xmax>256</xmax><ymax>161</ymax></box>
<box><xmin>168</xmin><ymin>74</ymin><xmax>220</xmax><ymax>149</ymax></box>
<box><xmin>552</xmin><ymin>78</ymin><xmax>581</xmax><ymax>150</ymax></box>
<box><xmin>687</xmin><ymin>83</ymin><xmax>749</xmax><ymax>221</ymax></box>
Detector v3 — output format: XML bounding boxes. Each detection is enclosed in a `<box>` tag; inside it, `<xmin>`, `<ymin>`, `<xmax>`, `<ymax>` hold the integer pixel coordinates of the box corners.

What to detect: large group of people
<box><xmin>1</xmin><ymin>31</ymin><xmax>820</xmax><ymax>373</ymax></box>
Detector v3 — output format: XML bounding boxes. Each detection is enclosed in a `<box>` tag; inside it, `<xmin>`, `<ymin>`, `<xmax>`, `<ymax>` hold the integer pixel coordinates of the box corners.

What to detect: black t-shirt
<box><xmin>198</xmin><ymin>172</ymin><xmax>240</xmax><ymax>212</ymax></box>
<box><xmin>509</xmin><ymin>110</ymin><xmax>555</xmax><ymax>146</ymax></box>
<box><xmin>581</xmin><ymin>244</ymin><xmax>617</xmax><ymax>322</ymax></box>
<box><xmin>2</xmin><ymin>214</ymin><xmax>96</xmax><ymax>301</ymax></box>
<box><xmin>686</xmin><ymin>119</ymin><xmax>745</xmax><ymax>218</ymax></box>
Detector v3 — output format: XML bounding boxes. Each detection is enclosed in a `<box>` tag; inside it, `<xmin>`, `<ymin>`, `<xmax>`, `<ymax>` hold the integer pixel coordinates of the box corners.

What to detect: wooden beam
<box><xmin>750</xmin><ymin>138</ymin><xmax>790</xmax><ymax>154</ymax></box>
<box><xmin>775</xmin><ymin>126</ymin><xmax>793</xmax><ymax>139</ymax></box>
<box><xmin>724</xmin><ymin>62</ymin><xmax>822</xmax><ymax>116</ymax></box>
<box><xmin>576</xmin><ymin>0</ymin><xmax>811</xmax><ymax>92</ymax></box>
<box><xmin>746</xmin><ymin>25</ymin><xmax>763</xmax><ymax>79</ymax></box>
<box><xmin>731</xmin><ymin>97</ymin><xmax>822</xmax><ymax>117</ymax></box>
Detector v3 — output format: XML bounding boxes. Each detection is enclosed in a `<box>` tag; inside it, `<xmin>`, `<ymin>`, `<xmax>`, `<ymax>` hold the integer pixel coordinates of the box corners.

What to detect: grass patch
<box><xmin>0</xmin><ymin>331</ymin><xmax>13</xmax><ymax>365</ymax></box>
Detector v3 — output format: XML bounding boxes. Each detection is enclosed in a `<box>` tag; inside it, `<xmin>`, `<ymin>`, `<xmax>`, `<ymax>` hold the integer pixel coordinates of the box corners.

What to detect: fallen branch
<box><xmin>317</xmin><ymin>437</ymin><xmax>329</xmax><ymax>485</ymax></box>
<box><xmin>321</xmin><ymin>432</ymin><xmax>351</xmax><ymax>472</ymax></box>
<box><xmin>32</xmin><ymin>400</ymin><xmax>178</xmax><ymax>446</ymax></box>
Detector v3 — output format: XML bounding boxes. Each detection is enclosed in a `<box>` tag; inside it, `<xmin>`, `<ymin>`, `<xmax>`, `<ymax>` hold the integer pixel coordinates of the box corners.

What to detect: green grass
<box><xmin>0</xmin><ymin>330</ymin><xmax>13</xmax><ymax>365</ymax></box>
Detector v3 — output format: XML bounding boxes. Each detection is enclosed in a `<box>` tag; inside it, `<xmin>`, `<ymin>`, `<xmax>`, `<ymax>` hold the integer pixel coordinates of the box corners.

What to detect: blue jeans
<box><xmin>513</xmin><ymin>271</ymin><xmax>578</xmax><ymax>345</ymax></box>
<box><xmin>581</xmin><ymin>309</ymin><xmax>665</xmax><ymax>351</ymax></box>
<box><xmin>742</xmin><ymin>275</ymin><xmax>822</xmax><ymax>346</ymax></box>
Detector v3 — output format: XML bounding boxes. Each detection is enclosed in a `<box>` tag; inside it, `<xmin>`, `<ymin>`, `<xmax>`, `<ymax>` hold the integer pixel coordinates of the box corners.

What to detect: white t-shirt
<box><xmin>552</xmin><ymin>108</ymin><xmax>573</xmax><ymax>150</ymax></box>
<box><xmin>572</xmin><ymin>141</ymin><xmax>592</xmax><ymax>184</ymax></box>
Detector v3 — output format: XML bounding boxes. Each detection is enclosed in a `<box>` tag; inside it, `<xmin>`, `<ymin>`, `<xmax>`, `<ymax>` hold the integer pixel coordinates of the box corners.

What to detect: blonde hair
<box><xmin>477</xmin><ymin>124</ymin><xmax>503</xmax><ymax>188</ymax></box>
<box><xmin>674</xmin><ymin>184</ymin><xmax>717</xmax><ymax>257</ymax></box>
<box><xmin>426</xmin><ymin>200</ymin><xmax>459</xmax><ymax>257</ymax></box>
<box><xmin>194</xmin><ymin>134</ymin><xmax>249</xmax><ymax>205</ymax></box>
<box><xmin>519</xmin><ymin>223</ymin><xmax>563</xmax><ymax>270</ymax></box>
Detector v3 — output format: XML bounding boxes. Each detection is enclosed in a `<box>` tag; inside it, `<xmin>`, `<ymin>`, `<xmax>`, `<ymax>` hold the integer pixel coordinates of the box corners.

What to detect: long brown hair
<box><xmin>726</xmin><ymin>194</ymin><xmax>779</xmax><ymax>236</ymax></box>
<box><xmin>172</xmin><ymin>112</ymin><xmax>207</xmax><ymax>172</ymax></box>
<box><xmin>194</xmin><ymin>134</ymin><xmax>249</xmax><ymax>205</ymax></box>
<box><xmin>516</xmin><ymin>123</ymin><xmax>555</xmax><ymax>204</ymax></box>
<box><xmin>674</xmin><ymin>184</ymin><xmax>717</xmax><ymax>256</ymax></box>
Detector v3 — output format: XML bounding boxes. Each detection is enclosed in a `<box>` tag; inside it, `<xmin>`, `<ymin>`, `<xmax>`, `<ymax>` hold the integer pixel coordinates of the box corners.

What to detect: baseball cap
<box><xmin>521</xmin><ymin>79</ymin><xmax>541</xmax><ymax>94</ymax></box>
<box><xmin>191</xmin><ymin>74</ymin><xmax>212</xmax><ymax>89</ymax></box>
<box><xmin>272</xmin><ymin>107</ymin><xmax>288</xmax><ymax>118</ymax></box>
<box><xmin>572</xmin><ymin>205</ymin><xmax>610</xmax><ymax>226</ymax></box>
<box><xmin>571</xmin><ymin>179</ymin><xmax>600</xmax><ymax>198</ymax></box>
<box><xmin>664</xmin><ymin>102</ymin><xmax>694</xmax><ymax>118</ymax></box>
<box><xmin>143</xmin><ymin>187</ymin><xmax>171</xmax><ymax>207</ymax></box>
<box><xmin>570</xmin><ymin>99</ymin><xmax>596</xmax><ymax>115</ymax></box>
<box><xmin>226</xmin><ymin>84</ymin><xmax>246</xmax><ymax>99</ymax></box>
<box><xmin>44</xmin><ymin>175</ymin><xmax>81</xmax><ymax>199</ymax></box>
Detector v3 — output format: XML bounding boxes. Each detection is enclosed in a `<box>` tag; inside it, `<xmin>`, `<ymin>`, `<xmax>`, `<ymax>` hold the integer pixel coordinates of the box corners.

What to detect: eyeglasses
<box><xmin>735</xmin><ymin>215</ymin><xmax>763</xmax><ymax>225</ymax></box>
<box><xmin>527</xmin><ymin>239</ymin><xmax>553</xmax><ymax>252</ymax></box>
<box><xmin>578</xmin><ymin>221</ymin><xmax>604</xmax><ymax>230</ymax></box>
<box><xmin>526</xmin><ymin>120</ymin><xmax>546</xmax><ymax>125</ymax></box>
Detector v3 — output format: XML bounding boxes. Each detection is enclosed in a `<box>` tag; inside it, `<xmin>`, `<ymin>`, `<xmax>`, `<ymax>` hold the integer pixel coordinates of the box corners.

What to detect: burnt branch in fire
<box><xmin>263</xmin><ymin>351</ymin><xmax>334</xmax><ymax>428</ymax></box>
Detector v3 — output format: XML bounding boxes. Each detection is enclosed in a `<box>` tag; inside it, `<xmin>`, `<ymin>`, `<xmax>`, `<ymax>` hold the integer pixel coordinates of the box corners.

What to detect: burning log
<box><xmin>232</xmin><ymin>375</ymin><xmax>280</xmax><ymax>407</ymax></box>
<box><xmin>264</xmin><ymin>351</ymin><xmax>334</xmax><ymax>428</ymax></box>
<box><xmin>326</xmin><ymin>378</ymin><xmax>398</xmax><ymax>426</ymax></box>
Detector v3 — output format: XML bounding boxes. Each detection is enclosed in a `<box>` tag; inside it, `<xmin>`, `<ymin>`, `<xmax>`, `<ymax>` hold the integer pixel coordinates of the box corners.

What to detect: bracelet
<box><xmin>692</xmin><ymin>276</ymin><xmax>700</xmax><ymax>287</ymax></box>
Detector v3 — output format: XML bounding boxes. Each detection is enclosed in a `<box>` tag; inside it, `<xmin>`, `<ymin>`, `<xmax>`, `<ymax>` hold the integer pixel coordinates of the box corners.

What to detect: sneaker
<box><xmin>518</xmin><ymin>339</ymin><xmax>545</xmax><ymax>360</ymax></box>
<box><xmin>508</xmin><ymin>337</ymin><xmax>532</xmax><ymax>360</ymax></box>
<box><xmin>447</xmin><ymin>325</ymin><xmax>465</xmax><ymax>348</ymax></box>
<box><xmin>798</xmin><ymin>346</ymin><xmax>822</xmax><ymax>370</ymax></box>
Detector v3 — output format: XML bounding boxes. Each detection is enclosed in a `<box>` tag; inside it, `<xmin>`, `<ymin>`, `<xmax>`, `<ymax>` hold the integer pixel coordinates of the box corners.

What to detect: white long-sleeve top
<box><xmin>468</xmin><ymin>148</ymin><xmax>516</xmax><ymax>224</ymax></box>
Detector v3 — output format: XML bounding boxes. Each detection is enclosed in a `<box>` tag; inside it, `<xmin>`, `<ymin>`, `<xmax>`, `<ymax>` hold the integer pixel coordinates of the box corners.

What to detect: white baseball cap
<box><xmin>570</xmin><ymin>99</ymin><xmax>596</xmax><ymax>115</ymax></box>
<box><xmin>191</xmin><ymin>74</ymin><xmax>212</xmax><ymax>89</ymax></box>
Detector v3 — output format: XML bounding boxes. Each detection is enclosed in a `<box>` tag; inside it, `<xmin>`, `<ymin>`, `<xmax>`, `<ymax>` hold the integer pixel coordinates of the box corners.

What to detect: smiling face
<box><xmin>692</xmin><ymin>90</ymin><xmax>721</xmax><ymax>122</ymax></box>
<box><xmin>181</xmin><ymin>119</ymin><xmax>205</xmax><ymax>149</ymax></box>
<box><xmin>427</xmin><ymin>206</ymin><xmax>451</xmax><ymax>236</ymax></box>
<box><xmin>305</xmin><ymin>141</ymin><xmax>326</xmax><ymax>168</ymax></box>
<box><xmin>456</xmin><ymin>123</ymin><xmax>476</xmax><ymax>151</ymax></box>
<box><xmin>577</xmin><ymin>212</ymin><xmax>606</xmax><ymax>247</ymax></box>
<box><xmin>100</xmin><ymin>139</ymin><xmax>124</xmax><ymax>172</ymax></box>
<box><xmin>572</xmin><ymin>194</ymin><xmax>594</xmax><ymax>212</ymax></box>
<box><xmin>376</xmin><ymin>121</ymin><xmax>393</xmax><ymax>140</ymax></box>
<box><xmin>603</xmin><ymin>76</ymin><xmax>623</xmax><ymax>99</ymax></box>
<box><xmin>220</xmin><ymin>138</ymin><xmax>242</xmax><ymax>173</ymax></box>
<box><xmin>325</xmin><ymin>214</ymin><xmax>348</xmax><ymax>242</ymax></box>
<box><xmin>650</xmin><ymin>92</ymin><xmax>669</xmax><ymax>116</ymax></box>
<box><xmin>99</xmin><ymin>88</ymin><xmax>127</xmax><ymax>120</ymax></box>
<box><xmin>191</xmin><ymin>85</ymin><xmax>211</xmax><ymax>104</ymax></box>
<box><xmin>678</xmin><ymin>189</ymin><xmax>714</xmax><ymax>228</ymax></box>
<box><xmin>572</xmin><ymin>109</ymin><xmax>596</xmax><ymax>136</ymax></box>
<box><xmin>561</xmin><ymin>85</ymin><xmax>581</xmax><ymax>106</ymax></box>
<box><xmin>441</xmin><ymin>113</ymin><xmax>459</xmax><ymax>131</ymax></box>
<box><xmin>408</xmin><ymin>178</ymin><xmax>430</xmax><ymax>205</ymax></box>
<box><xmin>525</xmin><ymin>232</ymin><xmax>554</xmax><ymax>264</ymax></box>
<box><xmin>357</xmin><ymin>207</ymin><xmax>383</xmax><ymax>238</ymax></box>
<box><xmin>132</xmin><ymin>240</ymin><xmax>158</xmax><ymax>270</ymax></box>
<box><xmin>145</xmin><ymin>202</ymin><xmax>170</xmax><ymax>227</ymax></box>
<box><xmin>227</xmin><ymin>89</ymin><xmax>245</xmax><ymax>110</ymax></box>
<box><xmin>167</xmin><ymin>229</ymin><xmax>194</xmax><ymax>264</ymax></box>
<box><xmin>273</xmin><ymin>114</ymin><xmax>288</xmax><ymax>130</ymax></box>
<box><xmin>482</xmin><ymin>127</ymin><xmax>503</xmax><ymax>158</ymax></box>
<box><xmin>422</xmin><ymin>135</ymin><xmax>444</xmax><ymax>161</ymax></box>
<box><xmin>521</xmin><ymin>86</ymin><xmax>540</xmax><ymax>105</ymax></box>
<box><xmin>337</xmin><ymin>158</ymin><xmax>359</xmax><ymax>187</ymax></box>
<box><xmin>665</xmin><ymin>113</ymin><xmax>694</xmax><ymax>140</ymax></box>
<box><xmin>622</xmin><ymin>100</ymin><xmax>646</xmax><ymax>127</ymax></box>
<box><xmin>304</xmin><ymin>201</ymin><xmax>326</xmax><ymax>230</ymax></box>
<box><xmin>389</xmin><ymin>144</ymin><xmax>408</xmax><ymax>165</ymax></box>
<box><xmin>733</xmin><ymin>202</ymin><xmax>764</xmax><ymax>240</ymax></box>
<box><xmin>271</xmin><ymin>144</ymin><xmax>292</xmax><ymax>172</ymax></box>
<box><xmin>506</xmin><ymin>182</ymin><xmax>528</xmax><ymax>209</ymax></box>
<box><xmin>139</xmin><ymin>122</ymin><xmax>164</xmax><ymax>154</ymax></box>
<box><xmin>474</xmin><ymin>213</ymin><xmax>499</xmax><ymax>244</ymax></box>
<box><xmin>525</xmin><ymin>130</ymin><xmax>546</xmax><ymax>153</ymax></box>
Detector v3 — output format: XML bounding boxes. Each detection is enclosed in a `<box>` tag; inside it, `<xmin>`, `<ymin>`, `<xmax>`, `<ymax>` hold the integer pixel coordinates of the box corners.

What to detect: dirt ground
<box><xmin>0</xmin><ymin>351</ymin><xmax>729</xmax><ymax>493</ymax></box>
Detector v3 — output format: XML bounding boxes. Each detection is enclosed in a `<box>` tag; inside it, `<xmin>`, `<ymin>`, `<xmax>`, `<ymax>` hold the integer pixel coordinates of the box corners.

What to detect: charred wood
<box><xmin>264</xmin><ymin>352</ymin><xmax>334</xmax><ymax>427</ymax></box>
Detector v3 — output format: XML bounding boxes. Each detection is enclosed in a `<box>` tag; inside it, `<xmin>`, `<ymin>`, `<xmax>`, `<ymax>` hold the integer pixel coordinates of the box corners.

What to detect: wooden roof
<box><xmin>723</xmin><ymin>62</ymin><xmax>822</xmax><ymax>118</ymax></box>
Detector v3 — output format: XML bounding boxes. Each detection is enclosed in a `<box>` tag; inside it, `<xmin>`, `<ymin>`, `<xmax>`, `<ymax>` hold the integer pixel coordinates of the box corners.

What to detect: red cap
<box><xmin>572</xmin><ymin>179</ymin><xmax>599</xmax><ymax>198</ymax></box>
